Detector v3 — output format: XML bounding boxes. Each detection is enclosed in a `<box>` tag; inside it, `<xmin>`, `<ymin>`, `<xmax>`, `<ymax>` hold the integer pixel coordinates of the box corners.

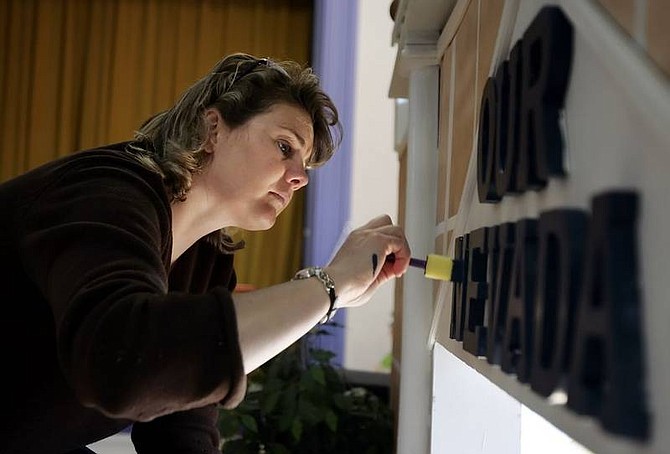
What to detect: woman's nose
<box><xmin>286</xmin><ymin>160</ymin><xmax>309</xmax><ymax>189</ymax></box>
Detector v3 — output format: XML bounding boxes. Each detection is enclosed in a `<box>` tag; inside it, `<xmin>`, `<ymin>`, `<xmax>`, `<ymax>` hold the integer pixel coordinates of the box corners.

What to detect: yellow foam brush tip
<box><xmin>424</xmin><ymin>254</ymin><xmax>454</xmax><ymax>281</ymax></box>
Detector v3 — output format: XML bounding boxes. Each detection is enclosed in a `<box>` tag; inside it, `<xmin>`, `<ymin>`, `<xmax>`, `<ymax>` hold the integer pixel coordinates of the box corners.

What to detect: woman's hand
<box><xmin>324</xmin><ymin>214</ymin><xmax>411</xmax><ymax>308</ymax></box>
<box><xmin>233</xmin><ymin>214</ymin><xmax>409</xmax><ymax>373</ymax></box>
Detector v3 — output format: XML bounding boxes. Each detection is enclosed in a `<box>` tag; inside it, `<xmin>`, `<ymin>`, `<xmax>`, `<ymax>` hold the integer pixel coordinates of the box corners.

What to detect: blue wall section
<box><xmin>305</xmin><ymin>0</ymin><xmax>358</xmax><ymax>366</ymax></box>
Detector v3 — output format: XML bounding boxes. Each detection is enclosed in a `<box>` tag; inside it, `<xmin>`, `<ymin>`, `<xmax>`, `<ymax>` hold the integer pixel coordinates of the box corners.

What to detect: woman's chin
<box><xmin>243</xmin><ymin>214</ymin><xmax>277</xmax><ymax>231</ymax></box>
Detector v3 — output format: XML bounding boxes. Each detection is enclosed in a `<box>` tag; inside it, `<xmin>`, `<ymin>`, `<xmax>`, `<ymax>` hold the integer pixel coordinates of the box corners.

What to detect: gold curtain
<box><xmin>0</xmin><ymin>0</ymin><xmax>313</xmax><ymax>288</ymax></box>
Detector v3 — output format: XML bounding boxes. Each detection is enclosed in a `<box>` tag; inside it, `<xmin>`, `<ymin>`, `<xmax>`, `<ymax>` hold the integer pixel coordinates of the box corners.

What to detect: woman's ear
<box><xmin>203</xmin><ymin>108</ymin><xmax>223</xmax><ymax>153</ymax></box>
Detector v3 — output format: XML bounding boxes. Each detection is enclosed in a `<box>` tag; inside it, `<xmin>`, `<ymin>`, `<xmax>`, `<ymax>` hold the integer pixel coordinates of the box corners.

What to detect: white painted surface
<box><xmin>87</xmin><ymin>432</ymin><xmax>136</xmax><ymax>454</ymax></box>
<box><xmin>520</xmin><ymin>406</ymin><xmax>592</xmax><ymax>454</ymax></box>
<box><xmin>344</xmin><ymin>0</ymin><xmax>400</xmax><ymax>373</ymax></box>
<box><xmin>396</xmin><ymin>65</ymin><xmax>439</xmax><ymax>454</ymax></box>
<box><xmin>431</xmin><ymin>343</ymin><xmax>521</xmax><ymax>454</ymax></box>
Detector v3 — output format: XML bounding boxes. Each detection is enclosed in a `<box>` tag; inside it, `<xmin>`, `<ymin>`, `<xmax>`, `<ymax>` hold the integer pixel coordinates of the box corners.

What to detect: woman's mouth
<box><xmin>270</xmin><ymin>191</ymin><xmax>287</xmax><ymax>208</ymax></box>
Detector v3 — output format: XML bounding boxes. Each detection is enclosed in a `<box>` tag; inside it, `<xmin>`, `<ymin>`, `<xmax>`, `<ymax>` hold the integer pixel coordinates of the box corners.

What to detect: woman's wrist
<box><xmin>323</xmin><ymin>265</ymin><xmax>357</xmax><ymax>308</ymax></box>
<box><xmin>292</xmin><ymin>266</ymin><xmax>339</xmax><ymax>324</ymax></box>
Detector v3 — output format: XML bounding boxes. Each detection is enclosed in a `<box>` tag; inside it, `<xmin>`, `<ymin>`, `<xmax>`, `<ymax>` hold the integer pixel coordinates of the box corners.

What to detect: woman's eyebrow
<box><xmin>277</xmin><ymin>125</ymin><xmax>306</xmax><ymax>147</ymax></box>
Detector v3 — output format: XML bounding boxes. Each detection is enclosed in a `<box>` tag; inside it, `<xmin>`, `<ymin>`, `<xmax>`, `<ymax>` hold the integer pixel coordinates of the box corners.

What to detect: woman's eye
<box><xmin>278</xmin><ymin>141</ymin><xmax>292</xmax><ymax>157</ymax></box>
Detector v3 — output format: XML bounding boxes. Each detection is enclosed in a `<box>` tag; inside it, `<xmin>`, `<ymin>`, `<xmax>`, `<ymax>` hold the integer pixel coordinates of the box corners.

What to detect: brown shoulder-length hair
<box><xmin>127</xmin><ymin>53</ymin><xmax>342</xmax><ymax>252</ymax></box>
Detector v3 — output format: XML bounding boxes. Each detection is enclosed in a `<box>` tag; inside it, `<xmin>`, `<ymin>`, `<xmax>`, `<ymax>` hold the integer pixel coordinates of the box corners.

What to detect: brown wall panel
<box><xmin>391</xmin><ymin>145</ymin><xmax>408</xmax><ymax>447</ymax></box>
<box><xmin>648</xmin><ymin>0</ymin><xmax>670</xmax><ymax>76</ymax></box>
<box><xmin>449</xmin><ymin>0</ymin><xmax>478</xmax><ymax>218</ymax></box>
<box><xmin>433</xmin><ymin>233</ymin><xmax>446</xmax><ymax>302</ymax></box>
<box><xmin>597</xmin><ymin>0</ymin><xmax>635</xmax><ymax>36</ymax></box>
<box><xmin>477</xmin><ymin>0</ymin><xmax>504</xmax><ymax>106</ymax></box>
<box><xmin>437</xmin><ymin>48</ymin><xmax>453</xmax><ymax>223</ymax></box>
<box><xmin>435</xmin><ymin>232</ymin><xmax>446</xmax><ymax>255</ymax></box>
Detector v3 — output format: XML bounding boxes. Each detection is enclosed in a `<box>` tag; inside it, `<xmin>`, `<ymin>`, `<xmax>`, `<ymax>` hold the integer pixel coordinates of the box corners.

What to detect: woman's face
<box><xmin>201</xmin><ymin>102</ymin><xmax>313</xmax><ymax>231</ymax></box>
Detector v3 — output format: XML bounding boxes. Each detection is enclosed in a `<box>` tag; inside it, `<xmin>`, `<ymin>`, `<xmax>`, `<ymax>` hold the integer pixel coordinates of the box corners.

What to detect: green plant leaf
<box><xmin>297</xmin><ymin>398</ymin><xmax>322</xmax><ymax>425</ymax></box>
<box><xmin>219</xmin><ymin>332</ymin><xmax>393</xmax><ymax>452</ymax></box>
<box><xmin>280</xmin><ymin>385</ymin><xmax>298</xmax><ymax>412</ymax></box>
<box><xmin>332</xmin><ymin>393</ymin><xmax>349</xmax><ymax>410</ymax></box>
<box><xmin>310</xmin><ymin>348</ymin><xmax>336</xmax><ymax>363</ymax></box>
<box><xmin>267</xmin><ymin>442</ymin><xmax>291</xmax><ymax>454</ymax></box>
<box><xmin>380</xmin><ymin>352</ymin><xmax>393</xmax><ymax>371</ymax></box>
<box><xmin>240</xmin><ymin>414</ymin><xmax>258</xmax><ymax>433</ymax></box>
<box><xmin>261</xmin><ymin>390</ymin><xmax>281</xmax><ymax>415</ymax></box>
<box><xmin>309</xmin><ymin>366</ymin><xmax>326</xmax><ymax>386</ymax></box>
<box><xmin>278</xmin><ymin>412</ymin><xmax>293</xmax><ymax>432</ymax></box>
<box><xmin>291</xmin><ymin>418</ymin><xmax>303</xmax><ymax>441</ymax></box>
<box><xmin>325</xmin><ymin>409</ymin><xmax>338</xmax><ymax>432</ymax></box>
<box><xmin>220</xmin><ymin>438</ymin><xmax>251</xmax><ymax>454</ymax></box>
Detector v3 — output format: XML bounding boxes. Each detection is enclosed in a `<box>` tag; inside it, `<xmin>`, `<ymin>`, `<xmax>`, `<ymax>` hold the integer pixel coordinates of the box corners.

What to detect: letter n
<box><xmin>450</xmin><ymin>234</ymin><xmax>470</xmax><ymax>341</ymax></box>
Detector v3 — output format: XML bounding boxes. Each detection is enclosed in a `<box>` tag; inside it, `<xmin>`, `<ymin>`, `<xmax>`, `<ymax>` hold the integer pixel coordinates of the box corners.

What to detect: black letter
<box><xmin>486</xmin><ymin>223</ymin><xmax>516</xmax><ymax>365</ymax></box>
<box><xmin>502</xmin><ymin>42</ymin><xmax>523</xmax><ymax>196</ymax></box>
<box><xmin>518</xmin><ymin>6</ymin><xmax>573</xmax><ymax>190</ymax></box>
<box><xmin>567</xmin><ymin>192</ymin><xmax>649</xmax><ymax>439</ymax></box>
<box><xmin>463</xmin><ymin>227</ymin><xmax>490</xmax><ymax>355</ymax></box>
<box><xmin>450</xmin><ymin>234</ymin><xmax>470</xmax><ymax>341</ymax></box>
<box><xmin>493</xmin><ymin>62</ymin><xmax>511</xmax><ymax>198</ymax></box>
<box><xmin>530</xmin><ymin>209</ymin><xmax>588</xmax><ymax>397</ymax></box>
<box><xmin>477</xmin><ymin>78</ymin><xmax>500</xmax><ymax>202</ymax></box>
<box><xmin>501</xmin><ymin>219</ymin><xmax>538</xmax><ymax>383</ymax></box>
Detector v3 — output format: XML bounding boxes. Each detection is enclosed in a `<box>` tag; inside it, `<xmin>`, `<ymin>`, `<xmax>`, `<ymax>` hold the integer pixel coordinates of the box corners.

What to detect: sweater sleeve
<box><xmin>17</xmin><ymin>157</ymin><xmax>246</xmax><ymax>421</ymax></box>
<box><xmin>130</xmin><ymin>404</ymin><xmax>222</xmax><ymax>454</ymax></box>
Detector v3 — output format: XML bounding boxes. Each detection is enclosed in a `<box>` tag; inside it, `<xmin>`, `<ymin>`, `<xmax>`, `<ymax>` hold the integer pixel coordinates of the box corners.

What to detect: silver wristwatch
<box><xmin>292</xmin><ymin>266</ymin><xmax>339</xmax><ymax>324</ymax></box>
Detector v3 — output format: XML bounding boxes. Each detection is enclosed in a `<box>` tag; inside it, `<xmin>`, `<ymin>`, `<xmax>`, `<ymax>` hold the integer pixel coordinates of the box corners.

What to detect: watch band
<box><xmin>292</xmin><ymin>266</ymin><xmax>339</xmax><ymax>324</ymax></box>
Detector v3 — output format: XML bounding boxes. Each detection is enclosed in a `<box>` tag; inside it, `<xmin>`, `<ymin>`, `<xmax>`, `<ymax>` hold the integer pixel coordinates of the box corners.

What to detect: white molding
<box><xmin>389</xmin><ymin>43</ymin><xmax>439</xmax><ymax>98</ymax></box>
<box><xmin>397</xmin><ymin>66</ymin><xmax>440</xmax><ymax>454</ymax></box>
<box><xmin>390</xmin><ymin>0</ymin><xmax>459</xmax><ymax>98</ymax></box>
<box><xmin>394</xmin><ymin>98</ymin><xmax>409</xmax><ymax>154</ymax></box>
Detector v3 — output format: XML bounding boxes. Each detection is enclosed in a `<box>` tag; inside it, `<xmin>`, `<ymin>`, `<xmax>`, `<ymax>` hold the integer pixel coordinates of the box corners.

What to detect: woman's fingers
<box><xmin>325</xmin><ymin>215</ymin><xmax>410</xmax><ymax>307</ymax></box>
<box><xmin>366</xmin><ymin>225</ymin><xmax>411</xmax><ymax>275</ymax></box>
<box><xmin>359</xmin><ymin>214</ymin><xmax>394</xmax><ymax>230</ymax></box>
<box><xmin>375</xmin><ymin>232</ymin><xmax>410</xmax><ymax>279</ymax></box>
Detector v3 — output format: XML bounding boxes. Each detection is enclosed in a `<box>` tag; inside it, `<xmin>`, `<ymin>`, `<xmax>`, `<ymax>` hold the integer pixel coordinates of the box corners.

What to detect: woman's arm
<box><xmin>234</xmin><ymin>214</ymin><xmax>410</xmax><ymax>373</ymax></box>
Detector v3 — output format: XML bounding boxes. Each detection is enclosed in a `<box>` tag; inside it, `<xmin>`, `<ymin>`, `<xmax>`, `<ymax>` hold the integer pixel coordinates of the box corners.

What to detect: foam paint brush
<box><xmin>387</xmin><ymin>253</ymin><xmax>463</xmax><ymax>282</ymax></box>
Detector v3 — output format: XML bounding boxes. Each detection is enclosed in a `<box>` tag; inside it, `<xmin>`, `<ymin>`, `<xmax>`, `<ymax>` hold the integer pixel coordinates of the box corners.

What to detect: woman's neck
<box><xmin>170</xmin><ymin>185</ymin><xmax>231</xmax><ymax>263</ymax></box>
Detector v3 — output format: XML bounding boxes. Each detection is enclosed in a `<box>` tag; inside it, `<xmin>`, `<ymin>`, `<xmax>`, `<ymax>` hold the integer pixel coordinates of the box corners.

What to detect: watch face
<box><xmin>294</xmin><ymin>267</ymin><xmax>335</xmax><ymax>296</ymax></box>
<box><xmin>293</xmin><ymin>266</ymin><xmax>339</xmax><ymax>325</ymax></box>
<box><xmin>295</xmin><ymin>267</ymin><xmax>317</xmax><ymax>279</ymax></box>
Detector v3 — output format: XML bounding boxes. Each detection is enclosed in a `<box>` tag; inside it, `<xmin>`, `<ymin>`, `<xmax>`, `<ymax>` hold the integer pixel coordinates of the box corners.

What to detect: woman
<box><xmin>0</xmin><ymin>53</ymin><xmax>410</xmax><ymax>453</ymax></box>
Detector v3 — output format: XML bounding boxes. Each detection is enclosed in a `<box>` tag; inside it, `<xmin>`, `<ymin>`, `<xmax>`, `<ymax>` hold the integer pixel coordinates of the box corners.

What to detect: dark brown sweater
<box><xmin>0</xmin><ymin>143</ymin><xmax>247</xmax><ymax>453</ymax></box>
